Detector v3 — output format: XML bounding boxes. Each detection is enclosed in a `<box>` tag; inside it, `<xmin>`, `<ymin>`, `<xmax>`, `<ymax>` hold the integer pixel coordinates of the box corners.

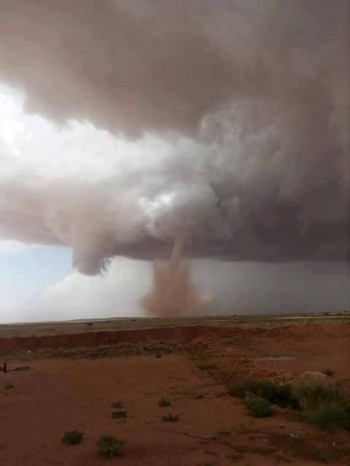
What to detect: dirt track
<box><xmin>0</xmin><ymin>320</ymin><xmax>349</xmax><ymax>465</ymax></box>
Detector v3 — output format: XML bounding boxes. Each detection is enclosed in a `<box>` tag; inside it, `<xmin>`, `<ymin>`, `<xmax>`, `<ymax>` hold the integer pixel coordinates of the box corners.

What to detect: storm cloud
<box><xmin>0</xmin><ymin>0</ymin><xmax>349</xmax><ymax>274</ymax></box>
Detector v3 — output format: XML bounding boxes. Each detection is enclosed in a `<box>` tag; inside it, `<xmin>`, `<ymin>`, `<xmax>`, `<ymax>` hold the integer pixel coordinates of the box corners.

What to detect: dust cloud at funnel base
<box><xmin>141</xmin><ymin>234</ymin><xmax>206</xmax><ymax>317</ymax></box>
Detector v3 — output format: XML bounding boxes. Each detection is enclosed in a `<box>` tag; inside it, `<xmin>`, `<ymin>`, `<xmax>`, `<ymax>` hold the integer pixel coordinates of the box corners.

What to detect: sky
<box><xmin>0</xmin><ymin>242</ymin><xmax>70</xmax><ymax>322</ymax></box>
<box><xmin>0</xmin><ymin>1</ymin><xmax>349</xmax><ymax>322</ymax></box>
<box><xmin>0</xmin><ymin>238</ymin><xmax>349</xmax><ymax>323</ymax></box>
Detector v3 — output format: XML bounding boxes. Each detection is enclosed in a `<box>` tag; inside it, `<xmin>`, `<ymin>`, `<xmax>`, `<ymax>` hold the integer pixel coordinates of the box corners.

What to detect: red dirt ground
<box><xmin>0</xmin><ymin>320</ymin><xmax>349</xmax><ymax>465</ymax></box>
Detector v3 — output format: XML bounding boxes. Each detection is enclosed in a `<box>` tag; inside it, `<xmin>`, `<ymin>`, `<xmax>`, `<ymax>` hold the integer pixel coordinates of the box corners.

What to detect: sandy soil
<box><xmin>0</xmin><ymin>320</ymin><xmax>349</xmax><ymax>466</ymax></box>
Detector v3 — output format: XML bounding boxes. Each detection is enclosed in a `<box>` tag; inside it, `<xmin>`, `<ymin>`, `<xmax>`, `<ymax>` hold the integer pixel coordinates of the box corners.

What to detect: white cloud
<box><xmin>0</xmin><ymin>240</ymin><xmax>34</xmax><ymax>257</ymax></box>
<box><xmin>0</xmin><ymin>257</ymin><xmax>150</xmax><ymax>323</ymax></box>
<box><xmin>36</xmin><ymin>258</ymin><xmax>151</xmax><ymax>321</ymax></box>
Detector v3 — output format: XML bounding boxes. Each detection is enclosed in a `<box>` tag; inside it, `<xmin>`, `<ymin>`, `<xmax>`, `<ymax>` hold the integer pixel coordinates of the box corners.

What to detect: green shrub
<box><xmin>294</xmin><ymin>381</ymin><xmax>350</xmax><ymax>430</ymax></box>
<box><xmin>230</xmin><ymin>379</ymin><xmax>299</xmax><ymax>409</ymax></box>
<box><xmin>162</xmin><ymin>413</ymin><xmax>179</xmax><ymax>422</ymax></box>
<box><xmin>97</xmin><ymin>435</ymin><xmax>125</xmax><ymax>459</ymax></box>
<box><xmin>230</xmin><ymin>378</ymin><xmax>350</xmax><ymax>431</ymax></box>
<box><xmin>62</xmin><ymin>431</ymin><xmax>83</xmax><ymax>445</ymax></box>
<box><xmin>323</xmin><ymin>368</ymin><xmax>335</xmax><ymax>377</ymax></box>
<box><xmin>304</xmin><ymin>403</ymin><xmax>349</xmax><ymax>430</ymax></box>
<box><xmin>111</xmin><ymin>410</ymin><xmax>127</xmax><ymax>419</ymax></box>
<box><xmin>158</xmin><ymin>397</ymin><xmax>171</xmax><ymax>407</ymax></box>
<box><xmin>245</xmin><ymin>397</ymin><xmax>275</xmax><ymax>418</ymax></box>
<box><xmin>293</xmin><ymin>381</ymin><xmax>340</xmax><ymax>411</ymax></box>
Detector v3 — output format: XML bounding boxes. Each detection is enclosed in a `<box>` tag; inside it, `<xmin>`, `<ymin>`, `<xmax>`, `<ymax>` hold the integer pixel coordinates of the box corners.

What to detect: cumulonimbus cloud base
<box><xmin>0</xmin><ymin>0</ymin><xmax>349</xmax><ymax>275</ymax></box>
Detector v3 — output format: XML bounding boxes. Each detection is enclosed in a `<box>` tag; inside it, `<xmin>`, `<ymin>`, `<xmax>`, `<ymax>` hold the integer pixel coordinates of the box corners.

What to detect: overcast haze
<box><xmin>0</xmin><ymin>0</ymin><xmax>349</xmax><ymax>322</ymax></box>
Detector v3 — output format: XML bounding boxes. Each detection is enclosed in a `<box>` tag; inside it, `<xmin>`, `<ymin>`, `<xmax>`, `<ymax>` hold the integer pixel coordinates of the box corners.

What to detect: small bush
<box><xmin>111</xmin><ymin>410</ymin><xmax>127</xmax><ymax>419</ymax></box>
<box><xmin>293</xmin><ymin>381</ymin><xmax>340</xmax><ymax>411</ymax></box>
<box><xmin>342</xmin><ymin>400</ymin><xmax>350</xmax><ymax>430</ymax></box>
<box><xmin>294</xmin><ymin>380</ymin><xmax>350</xmax><ymax>430</ymax></box>
<box><xmin>162</xmin><ymin>413</ymin><xmax>179</xmax><ymax>422</ymax></box>
<box><xmin>97</xmin><ymin>435</ymin><xmax>125</xmax><ymax>459</ymax></box>
<box><xmin>305</xmin><ymin>403</ymin><xmax>349</xmax><ymax>430</ymax></box>
<box><xmin>111</xmin><ymin>400</ymin><xmax>123</xmax><ymax>409</ymax></box>
<box><xmin>323</xmin><ymin>368</ymin><xmax>335</xmax><ymax>377</ymax></box>
<box><xmin>245</xmin><ymin>397</ymin><xmax>275</xmax><ymax>418</ymax></box>
<box><xmin>62</xmin><ymin>431</ymin><xmax>83</xmax><ymax>445</ymax></box>
<box><xmin>198</xmin><ymin>363</ymin><xmax>218</xmax><ymax>371</ymax></box>
<box><xmin>158</xmin><ymin>397</ymin><xmax>171</xmax><ymax>408</ymax></box>
<box><xmin>230</xmin><ymin>379</ymin><xmax>299</xmax><ymax>409</ymax></box>
<box><xmin>5</xmin><ymin>384</ymin><xmax>14</xmax><ymax>390</ymax></box>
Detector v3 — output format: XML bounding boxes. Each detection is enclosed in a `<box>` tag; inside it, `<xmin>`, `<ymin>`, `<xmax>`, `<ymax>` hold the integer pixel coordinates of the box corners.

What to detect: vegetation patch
<box><xmin>62</xmin><ymin>431</ymin><xmax>83</xmax><ymax>445</ymax></box>
<box><xmin>229</xmin><ymin>379</ymin><xmax>300</xmax><ymax>409</ymax></box>
<box><xmin>158</xmin><ymin>397</ymin><xmax>172</xmax><ymax>407</ymax></box>
<box><xmin>230</xmin><ymin>377</ymin><xmax>350</xmax><ymax>431</ymax></box>
<box><xmin>293</xmin><ymin>380</ymin><xmax>340</xmax><ymax>411</ymax></box>
<box><xmin>293</xmin><ymin>380</ymin><xmax>350</xmax><ymax>430</ymax></box>
<box><xmin>162</xmin><ymin>413</ymin><xmax>179</xmax><ymax>422</ymax></box>
<box><xmin>304</xmin><ymin>403</ymin><xmax>350</xmax><ymax>430</ymax></box>
<box><xmin>245</xmin><ymin>397</ymin><xmax>276</xmax><ymax>418</ymax></box>
<box><xmin>323</xmin><ymin>369</ymin><xmax>335</xmax><ymax>377</ymax></box>
<box><xmin>111</xmin><ymin>410</ymin><xmax>128</xmax><ymax>419</ymax></box>
<box><xmin>198</xmin><ymin>363</ymin><xmax>218</xmax><ymax>372</ymax></box>
<box><xmin>97</xmin><ymin>435</ymin><xmax>125</xmax><ymax>459</ymax></box>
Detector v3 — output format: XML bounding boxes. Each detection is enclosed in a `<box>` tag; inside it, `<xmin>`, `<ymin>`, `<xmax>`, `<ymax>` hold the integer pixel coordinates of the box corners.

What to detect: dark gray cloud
<box><xmin>0</xmin><ymin>0</ymin><xmax>349</xmax><ymax>273</ymax></box>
